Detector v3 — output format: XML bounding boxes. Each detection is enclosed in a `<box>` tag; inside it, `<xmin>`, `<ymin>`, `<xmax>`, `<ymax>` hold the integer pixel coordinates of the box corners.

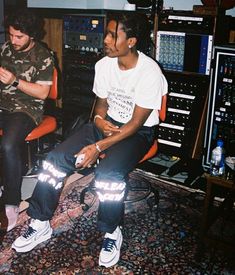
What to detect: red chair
<box><xmin>25</xmin><ymin>68</ymin><xmax>58</xmax><ymax>171</ymax></box>
<box><xmin>80</xmin><ymin>94</ymin><xmax>167</xmax><ymax>210</ymax></box>
<box><xmin>0</xmin><ymin>67</ymin><xmax>58</xmax><ymax>172</ymax></box>
<box><xmin>139</xmin><ymin>94</ymin><xmax>167</xmax><ymax>163</ymax></box>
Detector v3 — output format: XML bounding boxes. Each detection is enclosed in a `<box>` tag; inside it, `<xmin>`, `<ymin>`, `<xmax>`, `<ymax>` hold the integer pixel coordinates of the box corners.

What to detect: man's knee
<box><xmin>42</xmin><ymin>147</ymin><xmax>74</xmax><ymax>180</ymax></box>
<box><xmin>95</xmin><ymin>167</ymin><xmax>125</xmax><ymax>182</ymax></box>
<box><xmin>46</xmin><ymin>147</ymin><xmax>69</xmax><ymax>168</ymax></box>
<box><xmin>46</xmin><ymin>149</ymin><xmax>60</xmax><ymax>163</ymax></box>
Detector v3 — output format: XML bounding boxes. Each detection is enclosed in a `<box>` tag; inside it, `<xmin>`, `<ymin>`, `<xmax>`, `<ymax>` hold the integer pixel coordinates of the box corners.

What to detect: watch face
<box><xmin>12</xmin><ymin>79</ymin><xmax>19</xmax><ymax>87</ymax></box>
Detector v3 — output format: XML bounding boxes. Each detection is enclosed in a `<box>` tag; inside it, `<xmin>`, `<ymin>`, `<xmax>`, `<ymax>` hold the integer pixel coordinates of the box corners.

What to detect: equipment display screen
<box><xmin>156</xmin><ymin>31</ymin><xmax>213</xmax><ymax>75</ymax></box>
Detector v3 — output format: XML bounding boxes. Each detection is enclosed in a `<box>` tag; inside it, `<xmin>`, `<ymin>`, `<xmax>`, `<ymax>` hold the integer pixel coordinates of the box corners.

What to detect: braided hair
<box><xmin>107</xmin><ymin>12</ymin><xmax>151</xmax><ymax>55</ymax></box>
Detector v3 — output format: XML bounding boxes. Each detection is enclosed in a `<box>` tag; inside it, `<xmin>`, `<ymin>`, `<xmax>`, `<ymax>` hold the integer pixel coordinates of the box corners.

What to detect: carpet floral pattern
<box><xmin>0</xmin><ymin>170</ymin><xmax>234</xmax><ymax>274</ymax></box>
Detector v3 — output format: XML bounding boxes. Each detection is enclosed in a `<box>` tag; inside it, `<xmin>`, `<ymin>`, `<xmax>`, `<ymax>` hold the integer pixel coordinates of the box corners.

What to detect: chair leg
<box><xmin>25</xmin><ymin>134</ymin><xmax>56</xmax><ymax>177</ymax></box>
<box><xmin>147</xmin><ymin>185</ymin><xmax>159</xmax><ymax>210</ymax></box>
<box><xmin>80</xmin><ymin>180</ymin><xmax>96</xmax><ymax>211</ymax></box>
<box><xmin>125</xmin><ymin>175</ymin><xmax>160</xmax><ymax>210</ymax></box>
<box><xmin>26</xmin><ymin>141</ymin><xmax>32</xmax><ymax>170</ymax></box>
<box><xmin>26</xmin><ymin>139</ymin><xmax>39</xmax><ymax>172</ymax></box>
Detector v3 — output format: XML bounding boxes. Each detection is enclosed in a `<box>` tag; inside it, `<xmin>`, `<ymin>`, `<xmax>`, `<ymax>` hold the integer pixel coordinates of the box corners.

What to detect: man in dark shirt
<box><xmin>0</xmin><ymin>8</ymin><xmax>54</xmax><ymax>231</ymax></box>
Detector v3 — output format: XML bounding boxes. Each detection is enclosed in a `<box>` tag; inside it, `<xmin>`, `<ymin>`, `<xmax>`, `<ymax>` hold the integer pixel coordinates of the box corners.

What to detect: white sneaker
<box><xmin>99</xmin><ymin>226</ymin><xmax>123</xmax><ymax>268</ymax></box>
<box><xmin>12</xmin><ymin>219</ymin><xmax>53</xmax><ymax>253</ymax></box>
<box><xmin>0</xmin><ymin>205</ymin><xmax>19</xmax><ymax>232</ymax></box>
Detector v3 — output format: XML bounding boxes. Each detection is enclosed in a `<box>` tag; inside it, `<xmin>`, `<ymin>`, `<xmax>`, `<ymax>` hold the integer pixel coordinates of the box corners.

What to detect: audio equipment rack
<box><xmin>203</xmin><ymin>45</ymin><xmax>235</xmax><ymax>171</ymax></box>
<box><xmin>155</xmin><ymin>10</ymin><xmax>230</xmax><ymax>184</ymax></box>
<box><xmin>62</xmin><ymin>13</ymin><xmax>105</xmax><ymax>136</ymax></box>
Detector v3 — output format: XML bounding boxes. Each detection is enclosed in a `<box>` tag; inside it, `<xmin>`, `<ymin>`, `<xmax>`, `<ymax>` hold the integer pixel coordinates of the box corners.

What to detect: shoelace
<box><xmin>23</xmin><ymin>226</ymin><xmax>37</xmax><ymax>239</ymax></box>
<box><xmin>103</xmin><ymin>238</ymin><xmax>117</xmax><ymax>252</ymax></box>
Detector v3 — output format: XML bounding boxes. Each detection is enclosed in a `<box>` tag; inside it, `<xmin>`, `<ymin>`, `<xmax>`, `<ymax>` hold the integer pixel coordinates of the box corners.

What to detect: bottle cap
<box><xmin>217</xmin><ymin>139</ymin><xmax>223</xmax><ymax>147</ymax></box>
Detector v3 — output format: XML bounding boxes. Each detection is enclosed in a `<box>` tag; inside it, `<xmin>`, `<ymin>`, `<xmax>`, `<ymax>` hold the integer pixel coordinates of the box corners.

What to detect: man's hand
<box><xmin>0</xmin><ymin>67</ymin><xmax>15</xmax><ymax>85</ymax></box>
<box><xmin>74</xmin><ymin>144</ymin><xmax>101</xmax><ymax>169</ymax></box>
<box><xmin>96</xmin><ymin>118</ymin><xmax>121</xmax><ymax>137</ymax></box>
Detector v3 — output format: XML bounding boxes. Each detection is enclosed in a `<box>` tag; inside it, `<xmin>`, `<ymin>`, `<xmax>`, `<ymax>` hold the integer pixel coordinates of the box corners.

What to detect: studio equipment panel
<box><xmin>62</xmin><ymin>13</ymin><xmax>105</xmax><ymax>136</ymax></box>
<box><xmin>203</xmin><ymin>45</ymin><xmax>235</xmax><ymax>171</ymax></box>
<box><xmin>155</xmin><ymin>10</ymin><xmax>230</xmax><ymax>182</ymax></box>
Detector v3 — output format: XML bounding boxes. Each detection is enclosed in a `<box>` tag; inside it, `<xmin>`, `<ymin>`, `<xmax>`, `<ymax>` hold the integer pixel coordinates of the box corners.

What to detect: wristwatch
<box><xmin>11</xmin><ymin>78</ymin><xmax>19</xmax><ymax>87</ymax></box>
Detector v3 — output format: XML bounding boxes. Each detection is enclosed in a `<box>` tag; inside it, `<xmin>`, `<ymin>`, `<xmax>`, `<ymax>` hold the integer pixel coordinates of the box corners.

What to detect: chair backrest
<box><xmin>159</xmin><ymin>94</ymin><xmax>167</xmax><ymax>122</ymax></box>
<box><xmin>48</xmin><ymin>67</ymin><xmax>58</xmax><ymax>100</ymax></box>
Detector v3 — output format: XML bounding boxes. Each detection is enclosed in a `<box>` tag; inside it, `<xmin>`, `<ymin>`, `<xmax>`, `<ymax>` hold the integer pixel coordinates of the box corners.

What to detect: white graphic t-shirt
<box><xmin>93</xmin><ymin>52</ymin><xmax>168</xmax><ymax>127</ymax></box>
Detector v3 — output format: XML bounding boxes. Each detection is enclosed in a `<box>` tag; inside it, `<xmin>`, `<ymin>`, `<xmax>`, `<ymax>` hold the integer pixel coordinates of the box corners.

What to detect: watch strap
<box><xmin>11</xmin><ymin>78</ymin><xmax>19</xmax><ymax>87</ymax></box>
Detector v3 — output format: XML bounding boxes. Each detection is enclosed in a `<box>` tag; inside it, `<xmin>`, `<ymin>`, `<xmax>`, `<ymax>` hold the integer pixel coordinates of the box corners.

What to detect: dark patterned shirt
<box><xmin>0</xmin><ymin>41</ymin><xmax>54</xmax><ymax>124</ymax></box>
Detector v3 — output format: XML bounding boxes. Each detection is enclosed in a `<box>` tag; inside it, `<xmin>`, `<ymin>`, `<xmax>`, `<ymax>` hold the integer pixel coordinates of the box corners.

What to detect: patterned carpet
<box><xmin>0</xmin><ymin>170</ymin><xmax>234</xmax><ymax>274</ymax></box>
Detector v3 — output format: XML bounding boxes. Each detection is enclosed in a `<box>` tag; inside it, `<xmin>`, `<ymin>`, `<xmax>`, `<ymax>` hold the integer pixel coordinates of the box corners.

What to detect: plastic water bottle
<box><xmin>210</xmin><ymin>139</ymin><xmax>225</xmax><ymax>176</ymax></box>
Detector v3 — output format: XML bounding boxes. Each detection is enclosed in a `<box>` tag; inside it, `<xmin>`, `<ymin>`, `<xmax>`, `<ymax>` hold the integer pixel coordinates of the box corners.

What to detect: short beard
<box><xmin>14</xmin><ymin>38</ymin><xmax>33</xmax><ymax>52</ymax></box>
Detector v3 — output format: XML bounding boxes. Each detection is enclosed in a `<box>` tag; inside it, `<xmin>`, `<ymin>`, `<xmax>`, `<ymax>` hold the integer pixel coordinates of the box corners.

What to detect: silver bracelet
<box><xmin>94</xmin><ymin>115</ymin><xmax>103</xmax><ymax>123</ymax></box>
<box><xmin>95</xmin><ymin>143</ymin><xmax>102</xmax><ymax>153</ymax></box>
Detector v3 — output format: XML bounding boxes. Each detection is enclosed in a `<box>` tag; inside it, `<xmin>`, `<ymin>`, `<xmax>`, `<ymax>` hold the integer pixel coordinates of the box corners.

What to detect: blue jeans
<box><xmin>28</xmin><ymin>119</ymin><xmax>155</xmax><ymax>233</ymax></box>
<box><xmin>0</xmin><ymin>111</ymin><xmax>36</xmax><ymax>205</ymax></box>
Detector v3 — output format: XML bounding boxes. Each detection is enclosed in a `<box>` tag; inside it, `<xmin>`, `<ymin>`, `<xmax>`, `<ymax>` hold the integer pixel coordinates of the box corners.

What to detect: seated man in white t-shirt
<box><xmin>12</xmin><ymin>12</ymin><xmax>168</xmax><ymax>268</ymax></box>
